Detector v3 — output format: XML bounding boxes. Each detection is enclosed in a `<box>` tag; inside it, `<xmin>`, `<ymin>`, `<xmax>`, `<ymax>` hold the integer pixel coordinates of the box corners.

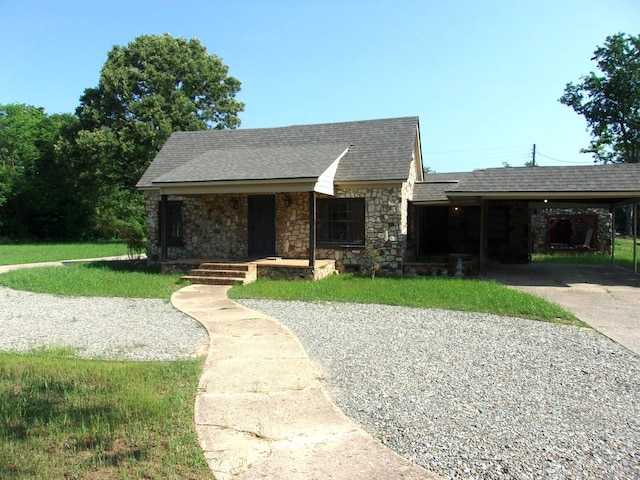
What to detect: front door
<box><xmin>248</xmin><ymin>195</ymin><xmax>276</xmax><ymax>257</ymax></box>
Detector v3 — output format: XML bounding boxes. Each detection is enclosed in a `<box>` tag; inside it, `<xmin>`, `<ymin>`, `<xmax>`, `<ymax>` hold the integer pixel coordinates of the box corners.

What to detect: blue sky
<box><xmin>2</xmin><ymin>1</ymin><xmax>638</xmax><ymax>172</ymax></box>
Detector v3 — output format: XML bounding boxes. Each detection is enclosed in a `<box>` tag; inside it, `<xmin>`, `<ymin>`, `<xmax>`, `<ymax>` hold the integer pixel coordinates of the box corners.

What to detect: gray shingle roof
<box><xmin>451</xmin><ymin>164</ymin><xmax>640</xmax><ymax>194</ymax></box>
<box><xmin>412</xmin><ymin>172</ymin><xmax>473</xmax><ymax>202</ymax></box>
<box><xmin>137</xmin><ymin>116</ymin><xmax>419</xmax><ymax>188</ymax></box>
<box><xmin>413</xmin><ymin>164</ymin><xmax>640</xmax><ymax>204</ymax></box>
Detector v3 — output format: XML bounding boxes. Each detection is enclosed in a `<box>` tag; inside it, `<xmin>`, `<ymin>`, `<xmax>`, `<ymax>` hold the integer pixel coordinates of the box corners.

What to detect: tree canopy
<box><xmin>71</xmin><ymin>34</ymin><xmax>244</xmax><ymax>239</ymax></box>
<box><xmin>0</xmin><ymin>104</ymin><xmax>88</xmax><ymax>238</ymax></box>
<box><xmin>0</xmin><ymin>34</ymin><xmax>244</xmax><ymax>241</ymax></box>
<box><xmin>559</xmin><ymin>33</ymin><xmax>640</xmax><ymax>164</ymax></box>
<box><xmin>76</xmin><ymin>33</ymin><xmax>244</xmax><ymax>189</ymax></box>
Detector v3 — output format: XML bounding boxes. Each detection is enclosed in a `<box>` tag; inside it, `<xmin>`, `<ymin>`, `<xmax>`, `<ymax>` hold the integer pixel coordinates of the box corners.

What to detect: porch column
<box><xmin>479</xmin><ymin>198</ymin><xmax>489</xmax><ymax>274</ymax></box>
<box><xmin>611</xmin><ymin>207</ymin><xmax>616</xmax><ymax>265</ymax></box>
<box><xmin>634</xmin><ymin>202</ymin><xmax>638</xmax><ymax>274</ymax></box>
<box><xmin>308</xmin><ymin>191</ymin><xmax>316</xmax><ymax>267</ymax></box>
<box><xmin>160</xmin><ymin>194</ymin><xmax>168</xmax><ymax>261</ymax></box>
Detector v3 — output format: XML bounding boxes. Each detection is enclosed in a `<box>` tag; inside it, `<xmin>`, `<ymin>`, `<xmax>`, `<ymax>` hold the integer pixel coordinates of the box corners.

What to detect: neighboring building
<box><xmin>137</xmin><ymin>117</ymin><xmax>640</xmax><ymax>277</ymax></box>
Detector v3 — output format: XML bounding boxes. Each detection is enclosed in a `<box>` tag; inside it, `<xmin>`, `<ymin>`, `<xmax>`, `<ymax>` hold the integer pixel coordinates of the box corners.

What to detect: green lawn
<box><xmin>0</xmin><ymin>252</ymin><xmax>211</xmax><ymax>479</ymax></box>
<box><xmin>0</xmin><ymin>261</ymin><xmax>187</xmax><ymax>298</ymax></box>
<box><xmin>0</xmin><ymin>241</ymin><xmax>129</xmax><ymax>266</ymax></box>
<box><xmin>0</xmin><ymin>239</ymin><xmax>601</xmax><ymax>477</ymax></box>
<box><xmin>0</xmin><ymin>350</ymin><xmax>211</xmax><ymax>479</ymax></box>
<box><xmin>229</xmin><ymin>274</ymin><xmax>583</xmax><ymax>326</ymax></box>
<box><xmin>532</xmin><ymin>236</ymin><xmax>638</xmax><ymax>271</ymax></box>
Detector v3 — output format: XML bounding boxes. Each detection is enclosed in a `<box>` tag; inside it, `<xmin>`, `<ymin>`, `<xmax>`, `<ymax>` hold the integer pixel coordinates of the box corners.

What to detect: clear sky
<box><xmin>2</xmin><ymin>0</ymin><xmax>639</xmax><ymax>172</ymax></box>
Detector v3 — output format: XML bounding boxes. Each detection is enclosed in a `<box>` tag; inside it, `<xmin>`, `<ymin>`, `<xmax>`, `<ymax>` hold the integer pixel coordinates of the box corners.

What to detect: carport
<box><xmin>410</xmin><ymin>164</ymin><xmax>640</xmax><ymax>274</ymax></box>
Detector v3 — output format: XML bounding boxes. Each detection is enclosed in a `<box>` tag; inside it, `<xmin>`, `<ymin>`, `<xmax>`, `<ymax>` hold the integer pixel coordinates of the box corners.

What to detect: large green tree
<box><xmin>72</xmin><ymin>34</ymin><xmax>244</xmax><ymax>237</ymax></box>
<box><xmin>0</xmin><ymin>104</ymin><xmax>88</xmax><ymax>238</ymax></box>
<box><xmin>560</xmin><ymin>33</ymin><xmax>640</xmax><ymax>164</ymax></box>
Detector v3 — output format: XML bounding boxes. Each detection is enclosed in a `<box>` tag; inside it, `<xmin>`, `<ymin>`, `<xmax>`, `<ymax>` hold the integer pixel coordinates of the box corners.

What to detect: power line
<box><xmin>424</xmin><ymin>145</ymin><xmax>530</xmax><ymax>156</ymax></box>
<box><xmin>536</xmin><ymin>151</ymin><xmax>593</xmax><ymax>164</ymax></box>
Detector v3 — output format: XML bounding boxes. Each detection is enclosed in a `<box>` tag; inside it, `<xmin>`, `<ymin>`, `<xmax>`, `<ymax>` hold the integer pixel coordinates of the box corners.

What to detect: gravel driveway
<box><xmin>239</xmin><ymin>299</ymin><xmax>640</xmax><ymax>480</ymax></box>
<box><xmin>0</xmin><ymin>287</ymin><xmax>208</xmax><ymax>361</ymax></box>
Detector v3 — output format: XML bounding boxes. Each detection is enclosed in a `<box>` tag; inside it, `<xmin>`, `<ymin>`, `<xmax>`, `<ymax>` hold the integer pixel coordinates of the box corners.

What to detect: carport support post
<box><xmin>634</xmin><ymin>202</ymin><xmax>638</xmax><ymax>274</ymax></box>
<box><xmin>160</xmin><ymin>194</ymin><xmax>168</xmax><ymax>261</ymax></box>
<box><xmin>480</xmin><ymin>199</ymin><xmax>489</xmax><ymax>274</ymax></box>
<box><xmin>308</xmin><ymin>191</ymin><xmax>316</xmax><ymax>267</ymax></box>
<box><xmin>611</xmin><ymin>208</ymin><xmax>616</xmax><ymax>266</ymax></box>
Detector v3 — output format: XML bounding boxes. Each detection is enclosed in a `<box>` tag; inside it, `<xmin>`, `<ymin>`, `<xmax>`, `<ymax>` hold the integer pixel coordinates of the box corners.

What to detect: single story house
<box><xmin>136</xmin><ymin>116</ymin><xmax>640</xmax><ymax>280</ymax></box>
<box><xmin>136</xmin><ymin>116</ymin><xmax>424</xmax><ymax>279</ymax></box>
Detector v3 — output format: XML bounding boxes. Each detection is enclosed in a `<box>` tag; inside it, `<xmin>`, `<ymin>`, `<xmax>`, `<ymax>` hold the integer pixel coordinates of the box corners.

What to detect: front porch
<box><xmin>161</xmin><ymin>257</ymin><xmax>336</xmax><ymax>284</ymax></box>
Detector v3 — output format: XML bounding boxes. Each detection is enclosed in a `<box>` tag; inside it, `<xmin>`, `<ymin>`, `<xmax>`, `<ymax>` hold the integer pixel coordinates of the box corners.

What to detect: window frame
<box><xmin>316</xmin><ymin>198</ymin><xmax>366</xmax><ymax>247</ymax></box>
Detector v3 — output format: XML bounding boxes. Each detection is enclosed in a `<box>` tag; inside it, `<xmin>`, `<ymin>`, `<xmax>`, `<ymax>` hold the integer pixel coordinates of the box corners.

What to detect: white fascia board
<box><xmin>447</xmin><ymin>191</ymin><xmax>640</xmax><ymax>200</ymax></box>
<box><xmin>152</xmin><ymin>178</ymin><xmax>319</xmax><ymax>195</ymax></box>
<box><xmin>313</xmin><ymin>147</ymin><xmax>349</xmax><ymax>196</ymax></box>
<box><xmin>413</xmin><ymin>126</ymin><xmax>424</xmax><ymax>182</ymax></box>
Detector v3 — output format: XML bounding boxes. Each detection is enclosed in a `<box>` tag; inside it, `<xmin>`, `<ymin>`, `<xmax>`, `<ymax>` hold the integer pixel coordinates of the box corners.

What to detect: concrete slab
<box><xmin>237</xmin><ymin>430</ymin><xmax>436</xmax><ymax>480</ymax></box>
<box><xmin>488</xmin><ymin>263</ymin><xmax>640</xmax><ymax>355</ymax></box>
<box><xmin>209</xmin><ymin>333</ymin><xmax>309</xmax><ymax>360</ymax></box>
<box><xmin>195</xmin><ymin>389</ymin><xmax>354</xmax><ymax>440</ymax></box>
<box><xmin>198</xmin><ymin>358</ymin><xmax>324</xmax><ymax>394</ymax></box>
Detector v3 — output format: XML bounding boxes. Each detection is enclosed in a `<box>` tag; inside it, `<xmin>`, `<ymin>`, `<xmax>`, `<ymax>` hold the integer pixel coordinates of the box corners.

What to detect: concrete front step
<box><xmin>182</xmin><ymin>262</ymin><xmax>257</xmax><ymax>286</ymax></box>
<box><xmin>189</xmin><ymin>269</ymin><xmax>249</xmax><ymax>279</ymax></box>
<box><xmin>181</xmin><ymin>275</ymin><xmax>244</xmax><ymax>286</ymax></box>
<box><xmin>199</xmin><ymin>263</ymin><xmax>251</xmax><ymax>271</ymax></box>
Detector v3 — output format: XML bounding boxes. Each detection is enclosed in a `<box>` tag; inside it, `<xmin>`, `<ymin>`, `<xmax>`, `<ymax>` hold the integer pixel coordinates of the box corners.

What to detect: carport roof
<box><xmin>413</xmin><ymin>164</ymin><xmax>640</xmax><ymax>205</ymax></box>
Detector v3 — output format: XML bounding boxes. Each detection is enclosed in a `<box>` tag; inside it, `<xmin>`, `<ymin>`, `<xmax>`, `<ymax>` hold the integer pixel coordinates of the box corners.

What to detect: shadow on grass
<box><xmin>81</xmin><ymin>260</ymin><xmax>160</xmax><ymax>275</ymax></box>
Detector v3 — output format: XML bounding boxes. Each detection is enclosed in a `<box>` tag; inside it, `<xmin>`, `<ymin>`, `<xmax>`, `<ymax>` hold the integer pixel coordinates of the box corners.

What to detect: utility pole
<box><xmin>531</xmin><ymin>144</ymin><xmax>536</xmax><ymax>166</ymax></box>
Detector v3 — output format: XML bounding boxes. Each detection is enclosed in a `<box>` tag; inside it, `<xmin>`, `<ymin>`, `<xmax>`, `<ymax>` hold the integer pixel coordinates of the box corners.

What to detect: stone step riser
<box><xmin>199</xmin><ymin>263</ymin><xmax>250</xmax><ymax>272</ymax></box>
<box><xmin>180</xmin><ymin>276</ymin><xmax>243</xmax><ymax>286</ymax></box>
<box><xmin>189</xmin><ymin>269</ymin><xmax>249</xmax><ymax>278</ymax></box>
<box><xmin>181</xmin><ymin>262</ymin><xmax>257</xmax><ymax>286</ymax></box>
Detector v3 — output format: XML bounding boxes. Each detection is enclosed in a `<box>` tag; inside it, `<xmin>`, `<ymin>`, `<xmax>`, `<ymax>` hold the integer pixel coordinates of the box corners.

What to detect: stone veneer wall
<box><xmin>315</xmin><ymin>184</ymin><xmax>410</xmax><ymax>276</ymax></box>
<box><xmin>145</xmin><ymin>192</ymin><xmax>249</xmax><ymax>262</ymax></box>
<box><xmin>145</xmin><ymin>182</ymin><xmax>412</xmax><ymax>275</ymax></box>
<box><xmin>531</xmin><ymin>207</ymin><xmax>612</xmax><ymax>253</ymax></box>
<box><xmin>275</xmin><ymin>192</ymin><xmax>309</xmax><ymax>259</ymax></box>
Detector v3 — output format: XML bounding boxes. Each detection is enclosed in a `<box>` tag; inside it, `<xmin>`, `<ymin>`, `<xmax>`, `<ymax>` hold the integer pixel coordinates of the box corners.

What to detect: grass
<box><xmin>229</xmin><ymin>274</ymin><xmax>584</xmax><ymax>326</ymax></box>
<box><xmin>0</xmin><ymin>261</ymin><xmax>187</xmax><ymax>298</ymax></box>
<box><xmin>532</xmin><ymin>236</ymin><xmax>638</xmax><ymax>271</ymax></box>
<box><xmin>0</xmin><ymin>349</ymin><xmax>211</xmax><ymax>479</ymax></box>
<box><xmin>0</xmin><ymin>241</ymin><xmax>129</xmax><ymax>266</ymax></box>
<box><xmin>0</xmin><ymin>251</ymin><xmax>210</xmax><ymax>478</ymax></box>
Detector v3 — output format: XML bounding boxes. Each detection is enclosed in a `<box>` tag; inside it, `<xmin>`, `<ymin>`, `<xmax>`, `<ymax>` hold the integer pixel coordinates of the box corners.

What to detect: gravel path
<box><xmin>239</xmin><ymin>299</ymin><xmax>640</xmax><ymax>480</ymax></box>
<box><xmin>0</xmin><ymin>286</ymin><xmax>208</xmax><ymax>361</ymax></box>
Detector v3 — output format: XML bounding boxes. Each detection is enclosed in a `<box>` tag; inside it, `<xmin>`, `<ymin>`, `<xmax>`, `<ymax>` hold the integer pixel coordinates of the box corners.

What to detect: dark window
<box><xmin>159</xmin><ymin>201</ymin><xmax>184</xmax><ymax>247</ymax></box>
<box><xmin>317</xmin><ymin>198</ymin><xmax>365</xmax><ymax>245</ymax></box>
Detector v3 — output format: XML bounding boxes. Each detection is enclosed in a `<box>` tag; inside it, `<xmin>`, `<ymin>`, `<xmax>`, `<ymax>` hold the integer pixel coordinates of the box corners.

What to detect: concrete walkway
<box><xmin>487</xmin><ymin>263</ymin><xmax>640</xmax><ymax>355</ymax></box>
<box><xmin>0</xmin><ymin>255</ymin><xmax>143</xmax><ymax>274</ymax></box>
<box><xmin>171</xmin><ymin>284</ymin><xmax>440</xmax><ymax>480</ymax></box>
